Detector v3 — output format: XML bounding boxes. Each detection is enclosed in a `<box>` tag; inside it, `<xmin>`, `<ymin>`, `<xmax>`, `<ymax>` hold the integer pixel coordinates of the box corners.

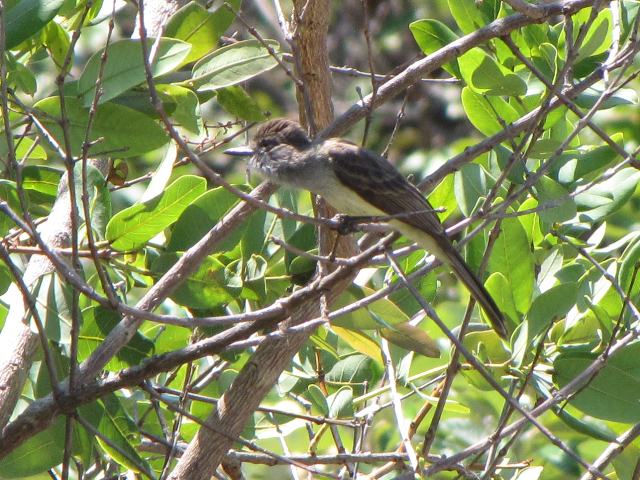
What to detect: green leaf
<box><xmin>528</xmin><ymin>282</ymin><xmax>578</xmax><ymax>338</ymax></box>
<box><xmin>168</xmin><ymin>185</ymin><xmax>246</xmax><ymax>252</ymax></box>
<box><xmin>78</xmin><ymin>306</ymin><xmax>154</xmax><ymax>371</ymax></box>
<box><xmin>554</xmin><ymin>342</ymin><xmax>640</xmax><ymax>423</ymax></box>
<box><xmin>42</xmin><ymin>20</ymin><xmax>70</xmax><ymax>69</ymax></box>
<box><xmin>367</xmin><ymin>292</ymin><xmax>411</xmax><ymax>329</ymax></box>
<box><xmin>554</xmin><ymin>138</ymin><xmax>622</xmax><ymax>185</ymax></box>
<box><xmin>518</xmin><ymin>197</ymin><xmax>543</xmax><ymax>246</ymax></box>
<box><xmin>165</xmin><ymin>0</ymin><xmax>240</xmax><ymax>64</ymax></box>
<box><xmin>284</xmin><ymin>223</ymin><xmax>317</xmax><ymax>276</ymax></box>
<box><xmin>409</xmin><ymin>19</ymin><xmax>460</xmax><ymax>77</ymax></box>
<box><xmin>77</xmin><ymin>38</ymin><xmax>191</xmax><ymax>106</ymax></box>
<box><xmin>575</xmin><ymin>8</ymin><xmax>612</xmax><ymax>62</ymax></box>
<box><xmin>152</xmin><ymin>253</ymin><xmax>241</xmax><ymax>308</ymax></box>
<box><xmin>223</xmin><ymin>257</ymin><xmax>258</xmax><ymax>302</ymax></box>
<box><xmin>574</xmin><ymin>88</ymin><xmax>638</xmax><ymax>110</ymax></box>
<box><xmin>388</xmin><ymin>267</ymin><xmax>437</xmax><ymax>317</ymax></box>
<box><xmin>521</xmin><ymin>24</ymin><xmax>549</xmax><ymax>54</ymax></box>
<box><xmin>489</xmin><ymin>217</ymin><xmax>534</xmax><ymax>313</ymax></box>
<box><xmin>448</xmin><ymin>0</ymin><xmax>498</xmax><ymax>34</ymax></box>
<box><xmin>307</xmin><ymin>384</ymin><xmax>329</xmax><ymax>416</ymax></box>
<box><xmin>32</xmin><ymin>272</ymin><xmax>72</xmax><ymax>345</ymax></box>
<box><xmin>491</xmin><ymin>144</ymin><xmax>526</xmax><ymax>184</ymax></box>
<box><xmin>34</xmin><ymin>96</ymin><xmax>169</xmax><ymax>157</ymax></box>
<box><xmin>326</xmin><ymin>354</ymin><xmax>382</xmax><ymax>385</ymax></box>
<box><xmin>0</xmin><ymin>417</ymin><xmax>66</xmax><ymax>476</ymax></box>
<box><xmin>156</xmin><ymin>84</ymin><xmax>203</xmax><ymax>134</ymax></box>
<box><xmin>514</xmin><ymin>467</ymin><xmax>544</xmax><ymax>480</ymax></box>
<box><xmin>461</xmin><ymin>87</ymin><xmax>520</xmax><ymax>136</ymax></box>
<box><xmin>141</xmin><ymin>142</ymin><xmax>177</xmax><ymax>201</ymax></box>
<box><xmin>216</xmin><ymin>85</ymin><xmax>266</xmax><ymax>121</ymax></box>
<box><xmin>534</xmin><ymin>176</ymin><xmax>577</xmax><ymax>224</ymax></box>
<box><xmin>461</xmin><ymin>329</ymin><xmax>510</xmax><ymax>390</ymax></box>
<box><xmin>92</xmin><ymin>395</ymin><xmax>151</xmax><ymax>473</ymax></box>
<box><xmin>381</xmin><ymin>322</ymin><xmax>440</xmax><ymax>358</ymax></box>
<box><xmin>613</xmin><ymin>445</ymin><xmax>640</xmax><ymax>480</ymax></box>
<box><xmin>74</xmin><ymin>162</ymin><xmax>111</xmax><ymax>238</ymax></box>
<box><xmin>21</xmin><ymin>165</ymin><xmax>61</xmax><ymax>210</ymax></box>
<box><xmin>575</xmin><ymin>168</ymin><xmax>640</xmax><ymax>223</ymax></box>
<box><xmin>106</xmin><ymin>175</ymin><xmax>206</xmax><ymax>251</ymax></box>
<box><xmin>463</xmin><ymin>329</ymin><xmax>511</xmax><ymax>365</ymax></box>
<box><xmin>330</xmin><ymin>327</ymin><xmax>383</xmax><ymax>364</ymax></box>
<box><xmin>428</xmin><ymin>174</ymin><xmax>457</xmax><ymax>222</ymax></box>
<box><xmin>459</xmin><ymin>48</ymin><xmax>527</xmax><ymax>96</ymax></box>
<box><xmin>552</xmin><ymin>404</ymin><xmax>616</xmax><ymax>442</ymax></box>
<box><xmin>58</xmin><ymin>0</ymin><xmax>103</xmax><ymax>28</ymax></box>
<box><xmin>0</xmin><ymin>180</ymin><xmax>20</xmax><ymax>235</ymax></box>
<box><xmin>454</xmin><ymin>163</ymin><xmax>487</xmax><ymax>216</ymax></box>
<box><xmin>531</xmin><ymin>43</ymin><xmax>558</xmax><ymax>84</ymax></box>
<box><xmin>485</xmin><ymin>272</ymin><xmax>518</xmax><ymax>326</ymax></box>
<box><xmin>332</xmin><ymin>286</ymin><xmax>413</xmax><ymax>331</ymax></box>
<box><xmin>327</xmin><ymin>387</ymin><xmax>354</xmax><ymax>418</ymax></box>
<box><xmin>5</xmin><ymin>0</ymin><xmax>64</xmax><ymax>50</ymax></box>
<box><xmin>618</xmin><ymin>238</ymin><xmax>640</xmax><ymax>301</ymax></box>
<box><xmin>241</xmin><ymin>208</ymin><xmax>268</xmax><ymax>259</ymax></box>
<box><xmin>0</xmin><ymin>262</ymin><xmax>11</xmax><ymax>296</ymax></box>
<box><xmin>189</xmin><ymin>39</ymin><xmax>280</xmax><ymax>91</ymax></box>
<box><xmin>6</xmin><ymin>54</ymin><xmax>37</xmax><ymax>94</ymax></box>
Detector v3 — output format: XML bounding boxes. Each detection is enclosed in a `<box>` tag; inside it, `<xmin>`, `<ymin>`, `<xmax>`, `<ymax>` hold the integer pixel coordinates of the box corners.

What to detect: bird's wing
<box><xmin>327</xmin><ymin>141</ymin><xmax>445</xmax><ymax>235</ymax></box>
<box><xmin>327</xmin><ymin>141</ymin><xmax>508</xmax><ymax>338</ymax></box>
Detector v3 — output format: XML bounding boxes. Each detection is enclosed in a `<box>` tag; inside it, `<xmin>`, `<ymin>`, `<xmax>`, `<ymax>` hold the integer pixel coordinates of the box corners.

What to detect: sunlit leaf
<box><xmin>165</xmin><ymin>0</ymin><xmax>240</xmax><ymax>64</ymax></box>
<box><xmin>106</xmin><ymin>175</ymin><xmax>206</xmax><ymax>250</ymax></box>
<box><xmin>189</xmin><ymin>39</ymin><xmax>280</xmax><ymax>91</ymax></box>
<box><xmin>554</xmin><ymin>342</ymin><xmax>640</xmax><ymax>423</ymax></box>
<box><xmin>34</xmin><ymin>96</ymin><xmax>169</xmax><ymax>157</ymax></box>
<box><xmin>5</xmin><ymin>0</ymin><xmax>64</xmax><ymax>50</ymax></box>
<box><xmin>77</xmin><ymin>38</ymin><xmax>191</xmax><ymax>106</ymax></box>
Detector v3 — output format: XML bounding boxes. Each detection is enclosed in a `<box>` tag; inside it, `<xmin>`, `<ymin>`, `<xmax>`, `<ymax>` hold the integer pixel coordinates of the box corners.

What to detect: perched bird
<box><xmin>226</xmin><ymin>119</ymin><xmax>507</xmax><ymax>338</ymax></box>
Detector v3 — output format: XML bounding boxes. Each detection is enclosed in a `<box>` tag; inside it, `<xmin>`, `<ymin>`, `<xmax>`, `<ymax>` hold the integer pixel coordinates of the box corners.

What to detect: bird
<box><xmin>225</xmin><ymin>118</ymin><xmax>508</xmax><ymax>339</ymax></box>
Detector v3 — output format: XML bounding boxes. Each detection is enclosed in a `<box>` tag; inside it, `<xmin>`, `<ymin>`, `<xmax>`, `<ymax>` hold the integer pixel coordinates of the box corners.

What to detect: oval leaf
<box><xmin>528</xmin><ymin>282</ymin><xmax>578</xmax><ymax>336</ymax></box>
<box><xmin>534</xmin><ymin>176</ymin><xmax>577</xmax><ymax>224</ymax></box>
<box><xmin>34</xmin><ymin>96</ymin><xmax>169</xmax><ymax>157</ymax></box>
<box><xmin>461</xmin><ymin>87</ymin><xmax>520</xmax><ymax>136</ymax></box>
<box><xmin>168</xmin><ymin>185</ymin><xmax>246</xmax><ymax>252</ymax></box>
<box><xmin>454</xmin><ymin>162</ymin><xmax>487</xmax><ymax>217</ymax></box>
<box><xmin>459</xmin><ymin>47</ymin><xmax>527</xmax><ymax>96</ymax></box>
<box><xmin>77</xmin><ymin>38</ymin><xmax>191</xmax><ymax>106</ymax></box>
<box><xmin>5</xmin><ymin>0</ymin><xmax>64</xmax><ymax>50</ymax></box>
<box><xmin>165</xmin><ymin>0</ymin><xmax>240</xmax><ymax>64</ymax></box>
<box><xmin>106</xmin><ymin>175</ymin><xmax>206</xmax><ymax>250</ymax></box>
<box><xmin>216</xmin><ymin>85</ymin><xmax>266</xmax><ymax>121</ymax></box>
<box><xmin>151</xmin><ymin>253</ymin><xmax>240</xmax><ymax>308</ymax></box>
<box><xmin>575</xmin><ymin>168</ymin><xmax>640</xmax><ymax>223</ymax></box>
<box><xmin>189</xmin><ymin>39</ymin><xmax>280</xmax><ymax>91</ymax></box>
<box><xmin>554</xmin><ymin>343</ymin><xmax>640</xmax><ymax>423</ymax></box>
<box><xmin>380</xmin><ymin>322</ymin><xmax>440</xmax><ymax>358</ymax></box>
<box><xmin>327</xmin><ymin>387</ymin><xmax>354</xmax><ymax>418</ymax></box>
<box><xmin>489</xmin><ymin>217</ymin><xmax>534</xmax><ymax>313</ymax></box>
<box><xmin>409</xmin><ymin>19</ymin><xmax>460</xmax><ymax>77</ymax></box>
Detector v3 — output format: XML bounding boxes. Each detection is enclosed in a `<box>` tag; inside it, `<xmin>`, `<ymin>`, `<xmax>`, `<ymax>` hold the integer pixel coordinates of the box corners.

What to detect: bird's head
<box><xmin>224</xmin><ymin>119</ymin><xmax>312</xmax><ymax>158</ymax></box>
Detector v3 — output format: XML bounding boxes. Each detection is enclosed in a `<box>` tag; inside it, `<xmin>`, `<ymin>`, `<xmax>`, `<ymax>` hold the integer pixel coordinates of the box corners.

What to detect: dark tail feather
<box><xmin>444</xmin><ymin>246</ymin><xmax>508</xmax><ymax>339</ymax></box>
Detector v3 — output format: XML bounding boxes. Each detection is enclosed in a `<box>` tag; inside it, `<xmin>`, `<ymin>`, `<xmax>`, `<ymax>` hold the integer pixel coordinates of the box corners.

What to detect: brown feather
<box><xmin>326</xmin><ymin>142</ymin><xmax>508</xmax><ymax>338</ymax></box>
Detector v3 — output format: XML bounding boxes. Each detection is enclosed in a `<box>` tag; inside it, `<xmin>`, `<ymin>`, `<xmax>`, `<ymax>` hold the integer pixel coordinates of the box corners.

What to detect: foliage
<box><xmin>0</xmin><ymin>0</ymin><xmax>640</xmax><ymax>478</ymax></box>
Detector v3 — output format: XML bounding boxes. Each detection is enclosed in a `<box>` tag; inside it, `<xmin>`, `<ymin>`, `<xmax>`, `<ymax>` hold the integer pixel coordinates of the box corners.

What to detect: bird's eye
<box><xmin>258</xmin><ymin>138</ymin><xmax>279</xmax><ymax>150</ymax></box>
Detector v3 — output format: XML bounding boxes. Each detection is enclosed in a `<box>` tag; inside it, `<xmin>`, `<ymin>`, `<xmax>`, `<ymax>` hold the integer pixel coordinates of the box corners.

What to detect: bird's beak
<box><xmin>224</xmin><ymin>145</ymin><xmax>254</xmax><ymax>156</ymax></box>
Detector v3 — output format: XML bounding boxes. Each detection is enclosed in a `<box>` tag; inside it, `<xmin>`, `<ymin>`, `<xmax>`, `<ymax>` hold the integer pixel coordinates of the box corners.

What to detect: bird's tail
<box><xmin>391</xmin><ymin>221</ymin><xmax>508</xmax><ymax>338</ymax></box>
<box><xmin>442</xmin><ymin>245</ymin><xmax>508</xmax><ymax>339</ymax></box>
